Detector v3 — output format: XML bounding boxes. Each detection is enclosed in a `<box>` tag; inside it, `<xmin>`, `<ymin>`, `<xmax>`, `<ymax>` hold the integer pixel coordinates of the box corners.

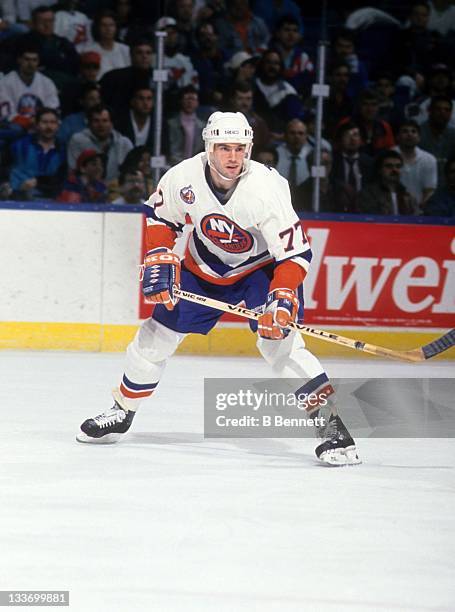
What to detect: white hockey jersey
<box><xmin>0</xmin><ymin>71</ymin><xmax>59</xmax><ymax>121</ymax></box>
<box><xmin>145</xmin><ymin>153</ymin><xmax>312</xmax><ymax>285</ymax></box>
<box><xmin>54</xmin><ymin>10</ymin><xmax>93</xmax><ymax>48</ymax></box>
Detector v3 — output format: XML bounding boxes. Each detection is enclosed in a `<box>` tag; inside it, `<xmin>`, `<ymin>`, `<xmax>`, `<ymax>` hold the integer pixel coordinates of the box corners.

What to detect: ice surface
<box><xmin>1</xmin><ymin>351</ymin><xmax>454</xmax><ymax>612</ymax></box>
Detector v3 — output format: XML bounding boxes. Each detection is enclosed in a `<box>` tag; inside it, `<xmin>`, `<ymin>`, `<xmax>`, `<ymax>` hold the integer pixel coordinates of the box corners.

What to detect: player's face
<box><xmin>211</xmin><ymin>144</ymin><xmax>247</xmax><ymax>180</ymax></box>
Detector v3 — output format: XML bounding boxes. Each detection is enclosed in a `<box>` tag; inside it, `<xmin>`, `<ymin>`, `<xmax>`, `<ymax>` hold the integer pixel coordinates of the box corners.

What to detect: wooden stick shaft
<box><xmin>174</xmin><ymin>288</ymin><xmax>454</xmax><ymax>363</ymax></box>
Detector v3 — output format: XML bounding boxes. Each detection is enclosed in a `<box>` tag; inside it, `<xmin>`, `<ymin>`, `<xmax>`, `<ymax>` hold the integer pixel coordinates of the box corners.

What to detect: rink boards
<box><xmin>1</xmin><ymin>204</ymin><xmax>454</xmax><ymax>359</ymax></box>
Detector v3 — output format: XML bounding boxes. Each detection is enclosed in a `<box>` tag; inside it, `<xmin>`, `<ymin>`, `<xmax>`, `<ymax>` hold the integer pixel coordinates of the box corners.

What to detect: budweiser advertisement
<box><xmin>140</xmin><ymin>219</ymin><xmax>455</xmax><ymax>329</ymax></box>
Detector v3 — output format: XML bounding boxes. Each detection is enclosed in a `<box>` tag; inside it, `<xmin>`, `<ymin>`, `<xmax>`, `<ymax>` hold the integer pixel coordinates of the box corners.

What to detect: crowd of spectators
<box><xmin>0</xmin><ymin>0</ymin><xmax>455</xmax><ymax>216</ymax></box>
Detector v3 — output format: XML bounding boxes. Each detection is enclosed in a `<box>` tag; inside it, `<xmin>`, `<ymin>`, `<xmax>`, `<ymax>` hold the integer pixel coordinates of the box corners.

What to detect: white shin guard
<box><xmin>119</xmin><ymin>318</ymin><xmax>186</xmax><ymax>411</ymax></box>
<box><xmin>257</xmin><ymin>331</ymin><xmax>327</xmax><ymax>381</ymax></box>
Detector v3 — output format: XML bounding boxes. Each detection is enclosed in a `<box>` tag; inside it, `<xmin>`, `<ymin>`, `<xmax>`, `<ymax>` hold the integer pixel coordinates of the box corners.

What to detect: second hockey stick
<box><xmin>173</xmin><ymin>288</ymin><xmax>455</xmax><ymax>363</ymax></box>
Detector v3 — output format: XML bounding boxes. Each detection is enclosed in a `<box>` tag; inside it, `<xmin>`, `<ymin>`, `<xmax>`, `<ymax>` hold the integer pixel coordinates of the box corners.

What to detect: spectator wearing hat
<box><xmin>78</xmin><ymin>50</ymin><xmax>101</xmax><ymax>82</ymax></box>
<box><xmin>227</xmin><ymin>81</ymin><xmax>270</xmax><ymax>148</ymax></box>
<box><xmin>58</xmin><ymin>83</ymin><xmax>101</xmax><ymax>146</ymax></box>
<box><xmin>215</xmin><ymin>0</ymin><xmax>269</xmax><ymax>57</ymax></box>
<box><xmin>424</xmin><ymin>156</ymin><xmax>455</xmax><ymax>216</ymax></box>
<box><xmin>59</xmin><ymin>50</ymin><xmax>101</xmax><ymax>116</ymax></box>
<box><xmin>58</xmin><ymin>148</ymin><xmax>107</xmax><ymax>203</ymax></box>
<box><xmin>269</xmin><ymin>15</ymin><xmax>314</xmax><ymax>92</ymax></box>
<box><xmin>419</xmin><ymin>94</ymin><xmax>455</xmax><ymax>185</ymax></box>
<box><xmin>190</xmin><ymin>20</ymin><xmax>225</xmax><ymax>107</ymax></box>
<box><xmin>165</xmin><ymin>85</ymin><xmax>204</xmax><ymax>166</ymax></box>
<box><xmin>394</xmin><ymin>119</ymin><xmax>437</xmax><ymax>210</ymax></box>
<box><xmin>100</xmin><ymin>38</ymin><xmax>153</xmax><ymax>116</ymax></box>
<box><xmin>67</xmin><ymin>104</ymin><xmax>133</xmax><ymax>180</ymax></box>
<box><xmin>54</xmin><ymin>0</ymin><xmax>92</xmax><ymax>49</ymax></box>
<box><xmin>9</xmin><ymin>107</ymin><xmax>66</xmax><ymax>200</ymax></box>
<box><xmin>155</xmin><ymin>16</ymin><xmax>198</xmax><ymax>89</ymax></box>
<box><xmin>19</xmin><ymin>5</ymin><xmax>80</xmax><ymax>89</ymax></box>
<box><xmin>79</xmin><ymin>10</ymin><xmax>130</xmax><ymax>79</ymax></box>
<box><xmin>0</xmin><ymin>43</ymin><xmax>59</xmax><ymax>130</ymax></box>
<box><xmin>114</xmin><ymin>86</ymin><xmax>155</xmax><ymax>149</ymax></box>
<box><xmin>357</xmin><ymin>150</ymin><xmax>415</xmax><ymax>215</ymax></box>
<box><xmin>224</xmin><ymin>50</ymin><xmax>258</xmax><ymax>91</ymax></box>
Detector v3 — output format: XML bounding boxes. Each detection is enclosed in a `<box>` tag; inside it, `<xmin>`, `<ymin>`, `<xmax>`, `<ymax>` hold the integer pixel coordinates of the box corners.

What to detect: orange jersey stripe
<box><xmin>146</xmin><ymin>224</ymin><xmax>177</xmax><ymax>251</ymax></box>
<box><xmin>270</xmin><ymin>260</ymin><xmax>306</xmax><ymax>291</ymax></box>
<box><xmin>120</xmin><ymin>383</ymin><xmax>154</xmax><ymax>399</ymax></box>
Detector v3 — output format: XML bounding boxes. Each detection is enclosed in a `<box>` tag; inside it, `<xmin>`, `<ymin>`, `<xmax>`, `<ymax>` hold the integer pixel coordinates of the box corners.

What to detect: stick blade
<box><xmin>421</xmin><ymin>329</ymin><xmax>455</xmax><ymax>360</ymax></box>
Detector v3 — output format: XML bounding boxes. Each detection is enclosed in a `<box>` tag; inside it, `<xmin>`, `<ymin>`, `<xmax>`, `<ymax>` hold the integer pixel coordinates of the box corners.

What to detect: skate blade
<box><xmin>76</xmin><ymin>431</ymin><xmax>124</xmax><ymax>444</ymax></box>
<box><xmin>318</xmin><ymin>446</ymin><xmax>362</xmax><ymax>467</ymax></box>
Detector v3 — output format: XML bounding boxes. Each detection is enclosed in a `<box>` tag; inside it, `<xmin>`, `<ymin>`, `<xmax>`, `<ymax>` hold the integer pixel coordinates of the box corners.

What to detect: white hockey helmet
<box><xmin>202</xmin><ymin>112</ymin><xmax>254</xmax><ymax>177</ymax></box>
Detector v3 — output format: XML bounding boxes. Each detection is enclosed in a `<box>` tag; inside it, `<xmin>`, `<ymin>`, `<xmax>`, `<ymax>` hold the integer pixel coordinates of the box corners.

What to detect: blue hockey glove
<box><xmin>142</xmin><ymin>247</ymin><xmax>181</xmax><ymax>311</ymax></box>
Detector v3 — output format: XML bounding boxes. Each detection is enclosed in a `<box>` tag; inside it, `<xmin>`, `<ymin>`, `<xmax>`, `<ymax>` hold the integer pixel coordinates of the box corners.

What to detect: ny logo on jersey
<box><xmin>201</xmin><ymin>214</ymin><xmax>253</xmax><ymax>253</ymax></box>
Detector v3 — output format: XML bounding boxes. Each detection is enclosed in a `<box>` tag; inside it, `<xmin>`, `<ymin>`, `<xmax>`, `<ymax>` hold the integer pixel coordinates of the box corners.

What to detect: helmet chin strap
<box><xmin>207</xmin><ymin>154</ymin><xmax>249</xmax><ymax>183</ymax></box>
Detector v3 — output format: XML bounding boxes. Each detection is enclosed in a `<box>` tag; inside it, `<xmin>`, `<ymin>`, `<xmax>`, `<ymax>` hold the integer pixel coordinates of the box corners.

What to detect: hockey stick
<box><xmin>173</xmin><ymin>288</ymin><xmax>455</xmax><ymax>363</ymax></box>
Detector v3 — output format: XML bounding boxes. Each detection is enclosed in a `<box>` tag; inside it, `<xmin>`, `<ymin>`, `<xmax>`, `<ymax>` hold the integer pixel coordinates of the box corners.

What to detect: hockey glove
<box><xmin>142</xmin><ymin>248</ymin><xmax>181</xmax><ymax>310</ymax></box>
<box><xmin>257</xmin><ymin>289</ymin><xmax>299</xmax><ymax>340</ymax></box>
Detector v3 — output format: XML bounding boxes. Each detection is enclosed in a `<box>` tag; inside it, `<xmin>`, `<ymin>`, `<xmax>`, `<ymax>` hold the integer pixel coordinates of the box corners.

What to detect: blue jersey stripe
<box><xmin>122</xmin><ymin>374</ymin><xmax>158</xmax><ymax>391</ymax></box>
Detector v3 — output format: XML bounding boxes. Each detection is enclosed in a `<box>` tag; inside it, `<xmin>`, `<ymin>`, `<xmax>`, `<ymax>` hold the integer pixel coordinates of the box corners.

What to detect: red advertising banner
<box><xmin>140</xmin><ymin>219</ymin><xmax>455</xmax><ymax>329</ymax></box>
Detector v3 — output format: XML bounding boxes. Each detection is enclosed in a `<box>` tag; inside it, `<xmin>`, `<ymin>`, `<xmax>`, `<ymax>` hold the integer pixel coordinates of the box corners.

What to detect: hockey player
<box><xmin>77</xmin><ymin>111</ymin><xmax>360</xmax><ymax>466</ymax></box>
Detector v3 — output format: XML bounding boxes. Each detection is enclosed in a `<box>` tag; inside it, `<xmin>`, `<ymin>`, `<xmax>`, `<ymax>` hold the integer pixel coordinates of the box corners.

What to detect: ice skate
<box><xmin>76</xmin><ymin>397</ymin><xmax>135</xmax><ymax>444</ymax></box>
<box><xmin>315</xmin><ymin>409</ymin><xmax>361</xmax><ymax>466</ymax></box>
